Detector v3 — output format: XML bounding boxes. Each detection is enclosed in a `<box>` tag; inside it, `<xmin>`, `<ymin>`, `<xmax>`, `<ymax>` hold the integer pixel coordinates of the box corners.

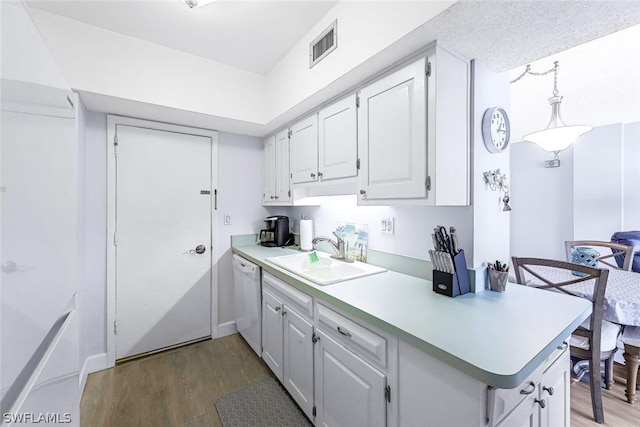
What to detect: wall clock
<box><xmin>482</xmin><ymin>107</ymin><xmax>510</xmax><ymax>153</ymax></box>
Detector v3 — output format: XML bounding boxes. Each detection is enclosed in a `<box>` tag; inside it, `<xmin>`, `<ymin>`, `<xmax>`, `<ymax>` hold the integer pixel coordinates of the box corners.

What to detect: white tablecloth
<box><xmin>524</xmin><ymin>266</ymin><xmax>640</xmax><ymax>326</ymax></box>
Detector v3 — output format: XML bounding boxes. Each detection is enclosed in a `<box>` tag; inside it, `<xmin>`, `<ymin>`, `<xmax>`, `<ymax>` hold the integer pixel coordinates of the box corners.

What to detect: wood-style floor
<box><xmin>81</xmin><ymin>334</ymin><xmax>274</xmax><ymax>427</ymax></box>
<box><xmin>81</xmin><ymin>334</ymin><xmax>640</xmax><ymax>426</ymax></box>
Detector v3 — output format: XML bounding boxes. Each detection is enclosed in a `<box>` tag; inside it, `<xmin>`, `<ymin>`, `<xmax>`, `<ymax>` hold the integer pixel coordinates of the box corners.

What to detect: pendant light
<box><xmin>512</xmin><ymin>61</ymin><xmax>593</xmax><ymax>167</ymax></box>
<box><xmin>179</xmin><ymin>0</ymin><xmax>215</xmax><ymax>9</ymax></box>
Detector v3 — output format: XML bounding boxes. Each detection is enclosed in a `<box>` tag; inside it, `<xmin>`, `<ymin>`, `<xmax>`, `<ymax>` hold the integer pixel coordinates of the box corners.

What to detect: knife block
<box><xmin>432</xmin><ymin>250</ymin><xmax>471</xmax><ymax>297</ymax></box>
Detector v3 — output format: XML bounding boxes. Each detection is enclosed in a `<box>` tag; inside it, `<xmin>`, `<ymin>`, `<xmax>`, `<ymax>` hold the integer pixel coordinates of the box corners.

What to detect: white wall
<box><xmin>27</xmin><ymin>8</ymin><xmax>268</xmax><ymax>125</ymax></box>
<box><xmin>266</xmin><ymin>1</ymin><xmax>454</xmax><ymax>120</ymax></box>
<box><xmin>510</xmin><ymin>144</ymin><xmax>573</xmax><ymax>260</ymax></box>
<box><xmin>216</xmin><ymin>132</ymin><xmax>271</xmax><ymax>324</ymax></box>
<box><xmin>80</xmin><ymin>108</ymin><xmax>108</xmax><ymax>365</ymax></box>
<box><xmin>510</xmin><ymin>121</ymin><xmax>639</xmax><ymax>259</ymax></box>
<box><xmin>624</xmin><ymin>122</ymin><xmax>640</xmax><ymax>230</ymax></box>
<box><xmin>0</xmin><ymin>0</ymin><xmax>69</xmax><ymax>90</ymax></box>
<box><xmin>573</xmin><ymin>123</ymin><xmax>624</xmax><ymax>240</ymax></box>
<box><xmin>471</xmin><ymin>61</ymin><xmax>511</xmax><ymax>269</ymax></box>
<box><xmin>287</xmin><ymin>196</ymin><xmax>473</xmax><ymax>262</ymax></box>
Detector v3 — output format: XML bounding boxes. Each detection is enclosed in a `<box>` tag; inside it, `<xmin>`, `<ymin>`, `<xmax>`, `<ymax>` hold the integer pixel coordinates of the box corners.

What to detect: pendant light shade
<box><xmin>179</xmin><ymin>0</ymin><xmax>215</xmax><ymax>8</ymax></box>
<box><xmin>522</xmin><ymin>94</ymin><xmax>593</xmax><ymax>152</ymax></box>
<box><xmin>512</xmin><ymin>61</ymin><xmax>593</xmax><ymax>162</ymax></box>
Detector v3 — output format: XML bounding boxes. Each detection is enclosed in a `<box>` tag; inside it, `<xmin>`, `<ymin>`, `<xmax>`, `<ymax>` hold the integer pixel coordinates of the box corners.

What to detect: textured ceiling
<box><xmin>424</xmin><ymin>0</ymin><xmax>640</xmax><ymax>72</ymax></box>
<box><xmin>25</xmin><ymin>0</ymin><xmax>338</xmax><ymax>76</ymax></box>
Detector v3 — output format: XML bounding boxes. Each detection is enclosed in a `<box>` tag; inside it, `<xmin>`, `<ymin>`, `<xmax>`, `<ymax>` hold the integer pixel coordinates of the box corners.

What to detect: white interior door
<box><xmin>115</xmin><ymin>124</ymin><xmax>212</xmax><ymax>360</ymax></box>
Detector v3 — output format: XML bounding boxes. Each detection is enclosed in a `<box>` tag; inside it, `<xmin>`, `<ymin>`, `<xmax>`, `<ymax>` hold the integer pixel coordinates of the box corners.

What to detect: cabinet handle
<box><xmin>270</xmin><ymin>196</ymin><xmax>275</xmax><ymax>200</ymax></box>
<box><xmin>282</xmin><ymin>310</ymin><xmax>287</xmax><ymax>316</ymax></box>
<box><xmin>543</xmin><ymin>386</ymin><xmax>554</xmax><ymax>396</ymax></box>
<box><xmin>310</xmin><ymin>173</ymin><xmax>316</xmax><ymax>178</ymax></box>
<box><xmin>318</xmin><ymin>172</ymin><xmax>323</xmax><ymax>178</ymax></box>
<box><xmin>275</xmin><ymin>306</ymin><xmax>281</xmax><ymax>312</ymax></box>
<box><xmin>557</xmin><ymin>341</ymin><xmax>568</xmax><ymax>351</ymax></box>
<box><xmin>534</xmin><ymin>398</ymin><xmax>546</xmax><ymax>409</ymax></box>
<box><xmin>275</xmin><ymin>196</ymin><xmax>279</xmax><ymax>199</ymax></box>
<box><xmin>360</xmin><ymin>189</ymin><xmax>366</xmax><ymax>195</ymax></box>
<box><xmin>519</xmin><ymin>381</ymin><xmax>536</xmax><ymax>395</ymax></box>
<box><xmin>337</xmin><ymin>326</ymin><xmax>352</xmax><ymax>338</ymax></box>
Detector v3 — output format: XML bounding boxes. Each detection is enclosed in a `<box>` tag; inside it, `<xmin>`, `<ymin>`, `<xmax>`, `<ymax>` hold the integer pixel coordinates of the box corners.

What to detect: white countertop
<box><xmin>232</xmin><ymin>244</ymin><xmax>592</xmax><ymax>389</ymax></box>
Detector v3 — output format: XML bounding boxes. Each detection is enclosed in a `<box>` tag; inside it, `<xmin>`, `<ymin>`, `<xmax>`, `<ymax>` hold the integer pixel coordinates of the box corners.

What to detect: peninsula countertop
<box><xmin>231</xmin><ymin>243</ymin><xmax>591</xmax><ymax>389</ymax></box>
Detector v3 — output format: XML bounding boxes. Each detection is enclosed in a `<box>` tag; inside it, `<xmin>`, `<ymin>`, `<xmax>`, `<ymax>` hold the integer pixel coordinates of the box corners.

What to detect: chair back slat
<box><xmin>565</xmin><ymin>240</ymin><xmax>634</xmax><ymax>271</ymax></box>
<box><xmin>511</xmin><ymin>257</ymin><xmax>609</xmax><ymax>344</ymax></box>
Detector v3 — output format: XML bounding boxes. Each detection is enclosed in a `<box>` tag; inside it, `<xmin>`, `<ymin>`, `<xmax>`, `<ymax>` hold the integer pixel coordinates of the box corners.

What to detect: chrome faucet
<box><xmin>312</xmin><ymin>232</ymin><xmax>353</xmax><ymax>263</ymax></box>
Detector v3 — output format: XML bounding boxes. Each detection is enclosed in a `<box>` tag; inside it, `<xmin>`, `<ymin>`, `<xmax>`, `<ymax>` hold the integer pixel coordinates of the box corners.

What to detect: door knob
<box><xmin>186</xmin><ymin>245</ymin><xmax>206</xmax><ymax>255</ymax></box>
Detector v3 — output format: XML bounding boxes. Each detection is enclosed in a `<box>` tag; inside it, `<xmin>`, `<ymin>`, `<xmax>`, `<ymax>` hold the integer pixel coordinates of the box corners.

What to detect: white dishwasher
<box><xmin>232</xmin><ymin>254</ymin><xmax>261</xmax><ymax>356</ymax></box>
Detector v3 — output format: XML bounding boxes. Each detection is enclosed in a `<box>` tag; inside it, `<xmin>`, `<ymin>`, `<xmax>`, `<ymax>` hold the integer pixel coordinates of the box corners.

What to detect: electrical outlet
<box><xmin>381</xmin><ymin>217</ymin><xmax>394</xmax><ymax>235</ymax></box>
<box><xmin>224</xmin><ymin>214</ymin><xmax>232</xmax><ymax>225</ymax></box>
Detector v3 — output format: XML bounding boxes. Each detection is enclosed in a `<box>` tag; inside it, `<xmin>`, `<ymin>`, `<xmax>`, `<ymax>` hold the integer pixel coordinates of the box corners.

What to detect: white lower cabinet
<box><xmin>261</xmin><ymin>273</ymin><xmax>315</xmax><ymax>421</ymax></box>
<box><xmin>314</xmin><ymin>329</ymin><xmax>387</xmax><ymax>427</ymax></box>
<box><xmin>261</xmin><ymin>289</ymin><xmax>284</xmax><ymax>381</ymax></box>
<box><xmin>283</xmin><ymin>306</ymin><xmax>314</xmax><ymax>419</ymax></box>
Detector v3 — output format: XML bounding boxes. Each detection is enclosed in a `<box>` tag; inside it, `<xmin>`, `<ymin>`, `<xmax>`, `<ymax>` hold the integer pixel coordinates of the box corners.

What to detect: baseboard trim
<box><xmin>218</xmin><ymin>321</ymin><xmax>237</xmax><ymax>338</ymax></box>
<box><xmin>80</xmin><ymin>353</ymin><xmax>108</xmax><ymax>393</ymax></box>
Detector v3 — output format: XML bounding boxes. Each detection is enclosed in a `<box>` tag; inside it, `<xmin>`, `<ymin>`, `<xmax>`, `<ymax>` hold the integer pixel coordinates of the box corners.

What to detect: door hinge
<box><xmin>426</xmin><ymin>176</ymin><xmax>431</xmax><ymax>191</ymax></box>
<box><xmin>356</xmin><ymin>158</ymin><xmax>360</xmax><ymax>170</ymax></box>
<box><xmin>426</xmin><ymin>61</ymin><xmax>432</xmax><ymax>77</ymax></box>
<box><xmin>113</xmin><ymin>231</ymin><xmax>118</xmax><ymax>246</ymax></box>
<box><xmin>384</xmin><ymin>385</ymin><xmax>391</xmax><ymax>403</ymax></box>
<box><xmin>356</xmin><ymin>96</ymin><xmax>360</xmax><ymax>108</ymax></box>
<box><xmin>113</xmin><ymin>320</ymin><xmax>117</xmax><ymax>335</ymax></box>
<box><xmin>312</xmin><ymin>406</ymin><xmax>316</xmax><ymax>417</ymax></box>
<box><xmin>214</xmin><ymin>189</ymin><xmax>218</xmax><ymax>210</ymax></box>
<box><xmin>114</xmin><ymin>136</ymin><xmax>118</xmax><ymax>157</ymax></box>
<box><xmin>288</xmin><ymin>129</ymin><xmax>292</xmax><ymax>139</ymax></box>
<box><xmin>288</xmin><ymin>190</ymin><xmax>291</xmax><ymax>197</ymax></box>
<box><xmin>312</xmin><ymin>332</ymin><xmax>320</xmax><ymax>344</ymax></box>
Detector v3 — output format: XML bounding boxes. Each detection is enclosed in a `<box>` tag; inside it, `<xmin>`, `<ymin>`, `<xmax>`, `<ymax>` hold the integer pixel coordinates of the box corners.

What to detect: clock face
<box><xmin>482</xmin><ymin>107</ymin><xmax>510</xmax><ymax>153</ymax></box>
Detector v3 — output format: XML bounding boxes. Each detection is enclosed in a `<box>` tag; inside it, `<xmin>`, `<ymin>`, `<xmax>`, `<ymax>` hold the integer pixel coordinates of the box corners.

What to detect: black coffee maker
<box><xmin>260</xmin><ymin>216</ymin><xmax>293</xmax><ymax>247</ymax></box>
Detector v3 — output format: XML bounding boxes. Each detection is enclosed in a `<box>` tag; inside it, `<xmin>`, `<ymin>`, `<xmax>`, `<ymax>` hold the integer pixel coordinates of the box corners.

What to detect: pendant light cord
<box><xmin>510</xmin><ymin>61</ymin><xmax>560</xmax><ymax>96</ymax></box>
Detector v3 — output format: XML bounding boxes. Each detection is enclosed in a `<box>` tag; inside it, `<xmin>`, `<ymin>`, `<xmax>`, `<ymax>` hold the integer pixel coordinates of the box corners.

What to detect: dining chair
<box><xmin>621</xmin><ymin>326</ymin><xmax>640</xmax><ymax>403</ymax></box>
<box><xmin>511</xmin><ymin>257</ymin><xmax>620</xmax><ymax>424</ymax></box>
<box><xmin>565</xmin><ymin>240</ymin><xmax>634</xmax><ymax>271</ymax></box>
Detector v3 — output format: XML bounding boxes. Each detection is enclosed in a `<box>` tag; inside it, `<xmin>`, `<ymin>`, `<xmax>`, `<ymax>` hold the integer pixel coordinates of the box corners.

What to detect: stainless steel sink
<box><xmin>266</xmin><ymin>251</ymin><xmax>386</xmax><ymax>285</ymax></box>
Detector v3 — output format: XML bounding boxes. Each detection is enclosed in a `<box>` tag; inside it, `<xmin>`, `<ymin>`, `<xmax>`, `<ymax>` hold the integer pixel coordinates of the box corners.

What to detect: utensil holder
<box><xmin>432</xmin><ymin>250</ymin><xmax>471</xmax><ymax>297</ymax></box>
<box><xmin>488</xmin><ymin>269</ymin><xmax>508</xmax><ymax>293</ymax></box>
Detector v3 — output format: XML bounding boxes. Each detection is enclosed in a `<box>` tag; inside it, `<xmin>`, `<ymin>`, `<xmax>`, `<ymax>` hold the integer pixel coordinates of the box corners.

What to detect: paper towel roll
<box><xmin>300</xmin><ymin>219</ymin><xmax>314</xmax><ymax>251</ymax></box>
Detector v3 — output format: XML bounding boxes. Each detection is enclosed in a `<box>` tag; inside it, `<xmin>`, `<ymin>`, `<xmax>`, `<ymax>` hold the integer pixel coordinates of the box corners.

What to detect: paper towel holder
<box><xmin>299</xmin><ymin>216</ymin><xmax>314</xmax><ymax>252</ymax></box>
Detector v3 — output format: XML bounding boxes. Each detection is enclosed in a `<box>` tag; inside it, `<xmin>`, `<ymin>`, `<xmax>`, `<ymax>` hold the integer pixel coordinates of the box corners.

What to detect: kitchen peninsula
<box><xmin>232</xmin><ymin>238</ymin><xmax>591</xmax><ymax>426</ymax></box>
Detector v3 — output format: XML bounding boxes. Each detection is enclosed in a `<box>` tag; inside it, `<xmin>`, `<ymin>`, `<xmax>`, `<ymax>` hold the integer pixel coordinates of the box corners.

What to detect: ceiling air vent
<box><xmin>309</xmin><ymin>20</ymin><xmax>337</xmax><ymax>69</ymax></box>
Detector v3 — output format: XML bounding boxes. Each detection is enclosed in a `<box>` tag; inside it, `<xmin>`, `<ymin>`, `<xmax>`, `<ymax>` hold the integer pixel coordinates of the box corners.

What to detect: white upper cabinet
<box><xmin>318</xmin><ymin>94</ymin><xmax>358</xmax><ymax>181</ymax></box>
<box><xmin>290</xmin><ymin>115</ymin><xmax>319</xmax><ymax>184</ymax></box>
<box><xmin>262</xmin><ymin>135</ymin><xmax>276</xmax><ymax>202</ymax></box>
<box><xmin>357</xmin><ymin>44</ymin><xmax>470</xmax><ymax>206</ymax></box>
<box><xmin>262</xmin><ymin>130</ymin><xmax>291</xmax><ymax>205</ymax></box>
<box><xmin>358</xmin><ymin>58</ymin><xmax>427</xmax><ymax>201</ymax></box>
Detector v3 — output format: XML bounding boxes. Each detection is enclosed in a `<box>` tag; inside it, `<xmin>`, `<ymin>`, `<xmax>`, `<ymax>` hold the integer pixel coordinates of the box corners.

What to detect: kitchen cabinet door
<box><xmin>262</xmin><ymin>135</ymin><xmax>276</xmax><ymax>203</ymax></box>
<box><xmin>358</xmin><ymin>58</ymin><xmax>427</xmax><ymax>200</ymax></box>
<box><xmin>283</xmin><ymin>306</ymin><xmax>314</xmax><ymax>420</ymax></box>
<box><xmin>262</xmin><ymin>289</ymin><xmax>284</xmax><ymax>381</ymax></box>
<box><xmin>496</xmin><ymin>394</ymin><xmax>539</xmax><ymax>427</ymax></box>
<box><xmin>539</xmin><ymin>350</ymin><xmax>570</xmax><ymax>427</ymax></box>
<box><xmin>275</xmin><ymin>129</ymin><xmax>291</xmax><ymax>203</ymax></box>
<box><xmin>314</xmin><ymin>330</ymin><xmax>386</xmax><ymax>427</ymax></box>
<box><xmin>318</xmin><ymin>94</ymin><xmax>358</xmax><ymax>181</ymax></box>
<box><xmin>290</xmin><ymin>115</ymin><xmax>318</xmax><ymax>184</ymax></box>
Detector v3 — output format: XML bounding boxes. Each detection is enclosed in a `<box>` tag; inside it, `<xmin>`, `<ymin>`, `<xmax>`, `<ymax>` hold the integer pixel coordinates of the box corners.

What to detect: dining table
<box><xmin>520</xmin><ymin>265</ymin><xmax>640</xmax><ymax>403</ymax></box>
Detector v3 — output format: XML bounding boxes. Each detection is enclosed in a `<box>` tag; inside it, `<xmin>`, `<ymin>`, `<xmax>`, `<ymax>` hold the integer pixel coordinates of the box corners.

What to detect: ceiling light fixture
<box><xmin>179</xmin><ymin>0</ymin><xmax>215</xmax><ymax>9</ymax></box>
<box><xmin>511</xmin><ymin>61</ymin><xmax>593</xmax><ymax>168</ymax></box>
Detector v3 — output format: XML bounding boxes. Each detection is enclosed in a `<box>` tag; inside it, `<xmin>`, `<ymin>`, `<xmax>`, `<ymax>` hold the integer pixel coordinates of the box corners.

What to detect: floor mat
<box><xmin>215</xmin><ymin>378</ymin><xmax>312</xmax><ymax>427</ymax></box>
